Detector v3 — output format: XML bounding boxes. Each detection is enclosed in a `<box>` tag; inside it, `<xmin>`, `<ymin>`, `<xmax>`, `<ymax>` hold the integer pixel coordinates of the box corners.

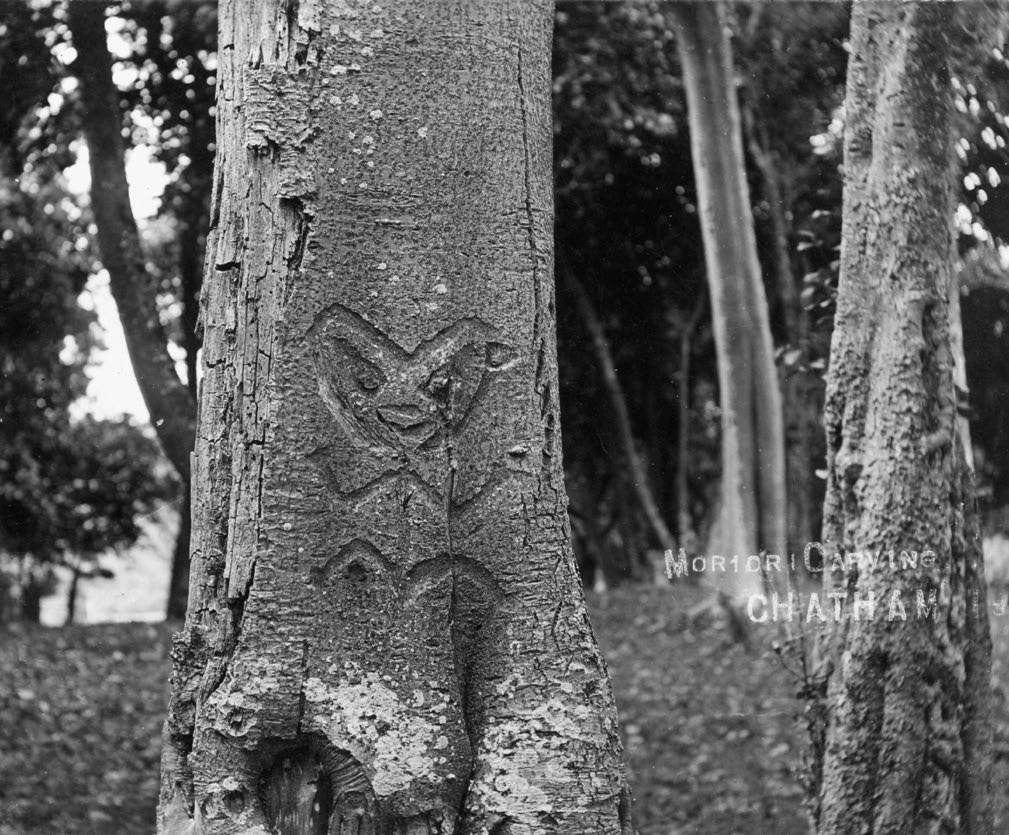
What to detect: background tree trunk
<box><xmin>677</xmin><ymin>289</ymin><xmax>707</xmax><ymax>556</ymax></box>
<box><xmin>159</xmin><ymin>1</ymin><xmax>633</xmax><ymax>833</ymax></box>
<box><xmin>69</xmin><ymin>6</ymin><xmax>197</xmax><ymax>485</ymax></box>
<box><xmin>744</xmin><ymin>112</ymin><xmax>815</xmax><ymax>558</ymax></box>
<box><xmin>168</xmin><ymin>480</ymin><xmax>193</xmax><ymax>620</ymax></box>
<box><xmin>670</xmin><ymin>1</ymin><xmax>787</xmax><ymax>597</ymax></box>
<box><xmin>558</xmin><ymin>259</ymin><xmax>676</xmax><ymax>557</ymax></box>
<box><xmin>70</xmin><ymin>5</ymin><xmax>199</xmax><ymax>621</ymax></box>
<box><xmin>65</xmin><ymin>558</ymin><xmax>81</xmax><ymax>626</ymax></box>
<box><xmin>812</xmin><ymin>4</ymin><xmax>992</xmax><ymax>831</ymax></box>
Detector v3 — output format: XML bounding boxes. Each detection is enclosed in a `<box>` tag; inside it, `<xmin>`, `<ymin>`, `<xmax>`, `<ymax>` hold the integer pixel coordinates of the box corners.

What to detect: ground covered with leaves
<box><xmin>3</xmin><ymin>585</ymin><xmax>1009</xmax><ymax>834</ymax></box>
<box><xmin>0</xmin><ymin>622</ymin><xmax>168</xmax><ymax>834</ymax></box>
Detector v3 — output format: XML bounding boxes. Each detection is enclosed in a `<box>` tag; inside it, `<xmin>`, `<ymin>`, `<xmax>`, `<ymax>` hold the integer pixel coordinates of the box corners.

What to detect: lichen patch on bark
<box><xmin>302</xmin><ymin>671</ymin><xmax>452</xmax><ymax>800</ymax></box>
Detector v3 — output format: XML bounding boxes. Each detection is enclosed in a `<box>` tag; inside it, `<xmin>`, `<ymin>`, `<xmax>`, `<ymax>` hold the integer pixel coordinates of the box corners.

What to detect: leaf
<box><xmin>781</xmin><ymin>348</ymin><xmax>802</xmax><ymax>367</ymax></box>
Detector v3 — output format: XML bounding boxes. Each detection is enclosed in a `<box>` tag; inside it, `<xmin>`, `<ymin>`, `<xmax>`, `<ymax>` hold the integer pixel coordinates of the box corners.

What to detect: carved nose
<box><xmin>377</xmin><ymin>405</ymin><xmax>427</xmax><ymax>429</ymax></box>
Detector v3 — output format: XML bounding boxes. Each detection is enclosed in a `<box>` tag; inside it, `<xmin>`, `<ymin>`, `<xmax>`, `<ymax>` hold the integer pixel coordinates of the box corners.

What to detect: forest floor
<box><xmin>3</xmin><ymin>583</ymin><xmax>1009</xmax><ymax>834</ymax></box>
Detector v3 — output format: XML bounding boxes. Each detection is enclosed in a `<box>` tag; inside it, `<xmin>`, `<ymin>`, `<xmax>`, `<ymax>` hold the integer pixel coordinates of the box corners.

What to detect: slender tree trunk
<box><xmin>159</xmin><ymin>2</ymin><xmax>633</xmax><ymax>833</ymax></box>
<box><xmin>66</xmin><ymin>558</ymin><xmax>81</xmax><ymax>626</ymax></box>
<box><xmin>677</xmin><ymin>290</ymin><xmax>707</xmax><ymax>555</ymax></box>
<box><xmin>168</xmin><ymin>480</ymin><xmax>193</xmax><ymax>620</ymax></box>
<box><xmin>671</xmin><ymin>1</ymin><xmax>787</xmax><ymax>597</ymax></box>
<box><xmin>20</xmin><ymin>572</ymin><xmax>42</xmax><ymax>624</ymax></box>
<box><xmin>744</xmin><ymin>115</ymin><xmax>814</xmax><ymax>557</ymax></box>
<box><xmin>812</xmin><ymin>4</ymin><xmax>992</xmax><ymax>831</ymax></box>
<box><xmin>558</xmin><ymin>259</ymin><xmax>676</xmax><ymax>556</ymax></box>
<box><xmin>69</xmin><ymin>6</ymin><xmax>197</xmax><ymax>487</ymax></box>
<box><xmin>167</xmin><ymin>210</ymin><xmax>206</xmax><ymax>620</ymax></box>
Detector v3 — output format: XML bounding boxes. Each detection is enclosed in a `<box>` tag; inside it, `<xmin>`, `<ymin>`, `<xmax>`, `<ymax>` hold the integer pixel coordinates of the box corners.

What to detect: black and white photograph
<box><xmin>2</xmin><ymin>1</ymin><xmax>1009</xmax><ymax>832</ymax></box>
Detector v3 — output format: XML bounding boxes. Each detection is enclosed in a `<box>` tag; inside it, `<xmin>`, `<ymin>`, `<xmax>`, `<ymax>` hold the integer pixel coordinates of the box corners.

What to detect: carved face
<box><xmin>307</xmin><ymin>304</ymin><xmax>516</xmax><ymax>451</ymax></box>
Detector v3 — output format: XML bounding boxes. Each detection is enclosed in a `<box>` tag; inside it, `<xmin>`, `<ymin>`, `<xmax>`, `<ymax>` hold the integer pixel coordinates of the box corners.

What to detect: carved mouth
<box><xmin>376</xmin><ymin>405</ymin><xmax>435</xmax><ymax>440</ymax></box>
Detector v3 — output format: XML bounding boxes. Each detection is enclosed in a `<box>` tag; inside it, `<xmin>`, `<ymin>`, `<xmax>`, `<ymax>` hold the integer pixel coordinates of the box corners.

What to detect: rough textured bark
<box><xmin>671</xmin><ymin>1</ymin><xmax>787</xmax><ymax>595</ymax></box>
<box><xmin>69</xmin><ymin>6</ymin><xmax>197</xmax><ymax>486</ymax></box>
<box><xmin>158</xmin><ymin>2</ymin><xmax>633</xmax><ymax>833</ymax></box>
<box><xmin>812</xmin><ymin>4</ymin><xmax>993</xmax><ymax>831</ymax></box>
<box><xmin>949</xmin><ymin>278</ymin><xmax>974</xmax><ymax>472</ymax></box>
<box><xmin>558</xmin><ymin>261</ymin><xmax>675</xmax><ymax>556</ymax></box>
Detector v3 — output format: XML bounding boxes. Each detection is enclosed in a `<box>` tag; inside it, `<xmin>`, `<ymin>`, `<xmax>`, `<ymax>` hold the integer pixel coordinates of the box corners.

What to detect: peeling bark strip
<box><xmin>812</xmin><ymin>4</ymin><xmax>993</xmax><ymax>832</ymax></box>
<box><xmin>159</xmin><ymin>2</ymin><xmax>633</xmax><ymax>834</ymax></box>
<box><xmin>670</xmin><ymin>2</ymin><xmax>787</xmax><ymax>598</ymax></box>
<box><xmin>69</xmin><ymin>5</ymin><xmax>197</xmax><ymax>484</ymax></box>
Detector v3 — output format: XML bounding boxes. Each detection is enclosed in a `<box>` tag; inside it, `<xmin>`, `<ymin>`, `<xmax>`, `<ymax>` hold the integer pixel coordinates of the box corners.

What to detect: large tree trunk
<box><xmin>670</xmin><ymin>1</ymin><xmax>787</xmax><ymax>597</ymax></box>
<box><xmin>69</xmin><ymin>6</ymin><xmax>197</xmax><ymax>486</ymax></box>
<box><xmin>812</xmin><ymin>4</ymin><xmax>993</xmax><ymax>831</ymax></box>
<box><xmin>158</xmin><ymin>2</ymin><xmax>633</xmax><ymax>833</ymax></box>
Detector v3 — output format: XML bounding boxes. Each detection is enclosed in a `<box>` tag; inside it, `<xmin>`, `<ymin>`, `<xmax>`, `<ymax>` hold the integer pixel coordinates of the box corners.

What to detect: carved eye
<box><xmin>345</xmin><ymin>561</ymin><xmax>369</xmax><ymax>584</ymax></box>
<box><xmin>486</xmin><ymin>342</ymin><xmax>513</xmax><ymax>369</ymax></box>
<box><xmin>333</xmin><ymin>339</ymin><xmax>384</xmax><ymax>393</ymax></box>
<box><xmin>426</xmin><ymin>365</ymin><xmax>452</xmax><ymax>402</ymax></box>
<box><xmin>352</xmin><ymin>358</ymin><xmax>383</xmax><ymax>392</ymax></box>
<box><xmin>357</xmin><ymin>369</ymin><xmax>382</xmax><ymax>392</ymax></box>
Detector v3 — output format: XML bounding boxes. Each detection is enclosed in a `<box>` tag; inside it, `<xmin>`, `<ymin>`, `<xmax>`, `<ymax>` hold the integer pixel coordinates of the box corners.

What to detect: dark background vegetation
<box><xmin>4</xmin><ymin>2</ymin><xmax>1009</xmax><ymax>832</ymax></box>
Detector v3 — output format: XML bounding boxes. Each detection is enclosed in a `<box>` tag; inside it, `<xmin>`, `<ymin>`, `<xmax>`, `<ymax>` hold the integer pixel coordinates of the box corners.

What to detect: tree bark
<box><xmin>158</xmin><ymin>2</ymin><xmax>633</xmax><ymax>833</ymax></box>
<box><xmin>69</xmin><ymin>6</ymin><xmax>197</xmax><ymax>485</ymax></box>
<box><xmin>812</xmin><ymin>4</ymin><xmax>993</xmax><ymax>831</ymax></box>
<box><xmin>949</xmin><ymin>276</ymin><xmax>974</xmax><ymax>473</ymax></box>
<box><xmin>670</xmin><ymin>1</ymin><xmax>787</xmax><ymax>597</ymax></box>
<box><xmin>558</xmin><ymin>259</ymin><xmax>676</xmax><ymax>556</ymax></box>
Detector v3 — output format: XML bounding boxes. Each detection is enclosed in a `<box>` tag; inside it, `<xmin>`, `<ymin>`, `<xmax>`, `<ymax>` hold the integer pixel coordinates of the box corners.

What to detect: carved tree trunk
<box><xmin>812</xmin><ymin>4</ymin><xmax>993</xmax><ymax>831</ymax></box>
<box><xmin>670</xmin><ymin>1</ymin><xmax>787</xmax><ymax>597</ymax></box>
<box><xmin>158</xmin><ymin>2</ymin><xmax>633</xmax><ymax>834</ymax></box>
